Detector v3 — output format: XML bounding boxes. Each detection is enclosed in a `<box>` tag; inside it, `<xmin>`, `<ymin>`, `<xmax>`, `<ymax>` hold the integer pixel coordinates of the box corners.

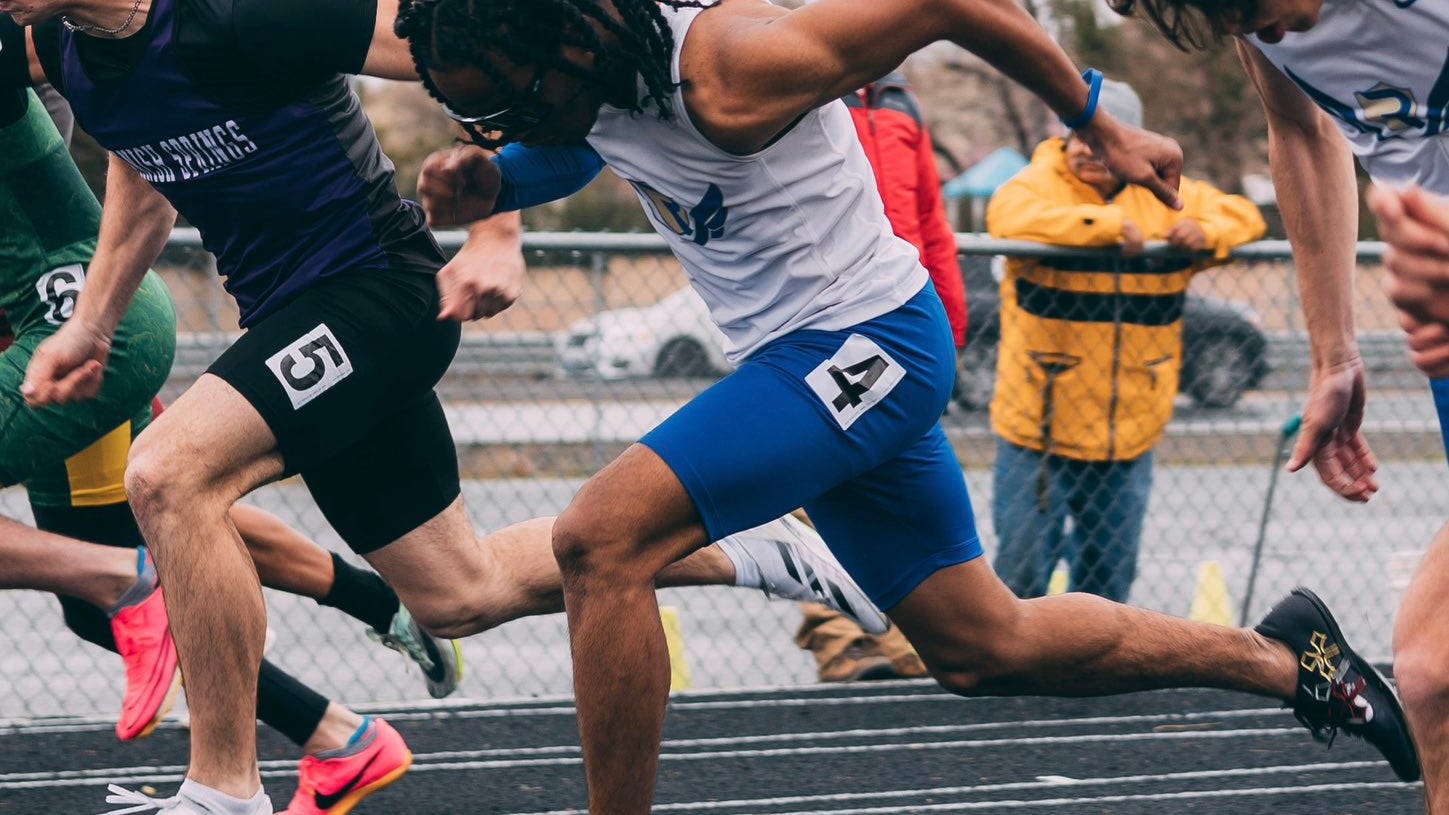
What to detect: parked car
<box><xmin>557</xmin><ymin>286</ymin><xmax>731</xmax><ymax>379</ymax></box>
<box><xmin>953</xmin><ymin>275</ymin><xmax>1270</xmax><ymax>411</ymax></box>
<box><xmin>558</xmin><ymin>277</ymin><xmax>1270</xmax><ymax>410</ymax></box>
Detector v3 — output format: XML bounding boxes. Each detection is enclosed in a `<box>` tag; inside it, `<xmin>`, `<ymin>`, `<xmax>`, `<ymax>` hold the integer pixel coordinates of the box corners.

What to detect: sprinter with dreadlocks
<box><xmin>400</xmin><ymin>0</ymin><xmax>1420</xmax><ymax>810</ymax></box>
<box><xmin>0</xmin><ymin>0</ymin><xmax>892</xmax><ymax>810</ymax></box>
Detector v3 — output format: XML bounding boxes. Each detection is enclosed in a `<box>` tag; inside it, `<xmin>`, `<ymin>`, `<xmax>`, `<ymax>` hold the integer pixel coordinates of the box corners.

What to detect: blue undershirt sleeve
<box><xmin>492</xmin><ymin>142</ymin><xmax>607</xmax><ymax>213</ymax></box>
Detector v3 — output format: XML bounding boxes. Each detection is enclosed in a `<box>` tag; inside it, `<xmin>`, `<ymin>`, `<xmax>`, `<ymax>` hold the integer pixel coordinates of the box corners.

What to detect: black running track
<box><xmin>0</xmin><ymin>680</ymin><xmax>1424</xmax><ymax>814</ymax></box>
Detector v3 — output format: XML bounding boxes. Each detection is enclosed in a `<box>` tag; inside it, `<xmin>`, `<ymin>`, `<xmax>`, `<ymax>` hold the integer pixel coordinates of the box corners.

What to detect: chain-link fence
<box><xmin>2</xmin><ymin>232</ymin><xmax>1443</xmax><ymax>723</ymax></box>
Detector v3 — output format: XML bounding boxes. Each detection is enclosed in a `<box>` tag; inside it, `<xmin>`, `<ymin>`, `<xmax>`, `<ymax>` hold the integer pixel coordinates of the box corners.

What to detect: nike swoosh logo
<box><xmin>1395</xmin><ymin>0</ymin><xmax>1419</xmax><ymax>8</ymax></box>
<box><xmin>314</xmin><ymin>754</ymin><xmax>379</xmax><ymax>810</ymax></box>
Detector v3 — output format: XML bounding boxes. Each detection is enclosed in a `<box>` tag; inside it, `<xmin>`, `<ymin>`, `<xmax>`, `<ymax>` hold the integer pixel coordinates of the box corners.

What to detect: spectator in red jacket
<box><xmin>795</xmin><ymin>70</ymin><xmax>964</xmax><ymax>684</ymax></box>
<box><xmin>844</xmin><ymin>70</ymin><xmax>967</xmax><ymax>348</ymax></box>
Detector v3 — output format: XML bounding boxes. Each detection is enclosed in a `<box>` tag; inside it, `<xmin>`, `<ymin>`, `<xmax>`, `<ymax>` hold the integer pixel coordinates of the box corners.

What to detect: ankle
<box><xmin>106</xmin><ymin>547</ymin><xmax>158</xmax><ymax>615</ymax></box>
<box><xmin>301</xmin><ymin>705</ymin><xmax>366</xmax><ymax>755</ymax></box>
<box><xmin>180</xmin><ymin>776</ymin><xmax>265</xmax><ymax>807</ymax></box>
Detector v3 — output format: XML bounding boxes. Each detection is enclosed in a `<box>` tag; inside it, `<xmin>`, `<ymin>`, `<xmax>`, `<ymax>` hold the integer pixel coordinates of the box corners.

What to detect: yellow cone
<box><xmin>1047</xmin><ymin>565</ymin><xmax>1069</xmax><ymax>596</ymax></box>
<box><xmin>659</xmin><ymin>606</ymin><xmax>692</xmax><ymax>692</ymax></box>
<box><xmin>1189</xmin><ymin>561</ymin><xmax>1234</xmax><ymax>626</ymax></box>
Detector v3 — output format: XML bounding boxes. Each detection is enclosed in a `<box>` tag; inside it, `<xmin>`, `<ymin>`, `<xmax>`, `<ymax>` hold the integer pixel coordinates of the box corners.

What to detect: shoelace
<box><xmin>100</xmin><ymin>784</ymin><xmax>182</xmax><ymax>814</ymax></box>
<box><xmin>1298</xmin><ymin>674</ymin><xmax>1372</xmax><ymax>747</ymax></box>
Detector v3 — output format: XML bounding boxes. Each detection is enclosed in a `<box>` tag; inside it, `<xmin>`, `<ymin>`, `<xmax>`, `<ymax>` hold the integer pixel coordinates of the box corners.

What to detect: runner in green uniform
<box><xmin>0</xmin><ymin>86</ymin><xmax>185</xmax><ymax>741</ymax></box>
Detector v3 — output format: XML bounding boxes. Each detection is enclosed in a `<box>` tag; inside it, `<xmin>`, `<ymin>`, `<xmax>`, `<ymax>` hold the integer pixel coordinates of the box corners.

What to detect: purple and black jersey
<box><xmin>4</xmin><ymin>0</ymin><xmax>443</xmax><ymax>326</ymax></box>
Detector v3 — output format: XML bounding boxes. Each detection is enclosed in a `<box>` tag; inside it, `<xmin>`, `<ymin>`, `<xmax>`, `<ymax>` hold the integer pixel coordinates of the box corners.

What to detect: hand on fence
<box><xmin>419</xmin><ymin>144</ymin><xmax>501</xmax><ymax>227</ymax></box>
<box><xmin>1369</xmin><ymin>184</ymin><xmax>1449</xmax><ymax>348</ymax></box>
<box><xmin>1287</xmin><ymin>356</ymin><xmax>1379</xmax><ymax>503</ymax></box>
<box><xmin>1120</xmin><ymin>219</ymin><xmax>1145</xmax><ymax>257</ymax></box>
<box><xmin>20</xmin><ymin>322</ymin><xmax>111</xmax><ymax>407</ymax></box>
<box><xmin>1165</xmin><ymin>219</ymin><xmax>1208</xmax><ymax>252</ymax></box>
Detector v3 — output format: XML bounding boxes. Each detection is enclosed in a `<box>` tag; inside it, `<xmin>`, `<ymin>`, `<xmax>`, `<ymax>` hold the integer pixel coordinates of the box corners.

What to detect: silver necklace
<box><xmin>61</xmin><ymin>0</ymin><xmax>143</xmax><ymax>36</ymax></box>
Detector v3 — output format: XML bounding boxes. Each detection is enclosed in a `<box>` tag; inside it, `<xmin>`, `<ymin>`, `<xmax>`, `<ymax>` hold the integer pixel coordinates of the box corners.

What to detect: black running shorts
<box><xmin>207</xmin><ymin>268</ymin><xmax>462</xmax><ymax>553</ymax></box>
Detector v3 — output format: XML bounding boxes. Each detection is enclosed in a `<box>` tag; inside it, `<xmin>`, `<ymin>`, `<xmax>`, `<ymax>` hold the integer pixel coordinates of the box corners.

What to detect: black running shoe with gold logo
<box><xmin>1255</xmin><ymin>588</ymin><xmax>1420</xmax><ymax>782</ymax></box>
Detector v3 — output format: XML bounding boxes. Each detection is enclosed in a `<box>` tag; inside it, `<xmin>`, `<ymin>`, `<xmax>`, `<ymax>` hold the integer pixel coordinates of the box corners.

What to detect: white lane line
<box><xmin>0</xmin><ymin>726</ymin><xmax>1311</xmax><ymax>789</ymax></box>
<box><xmin>744</xmin><ymin>782</ymin><xmax>1421</xmax><ymax>815</ymax></box>
<box><xmin>510</xmin><ymin>761</ymin><xmax>1396</xmax><ymax>815</ymax></box>
<box><xmin>0</xmin><ymin>681</ymin><xmax>942</xmax><ymax>734</ymax></box>
<box><xmin>662</xmin><ymin>707</ymin><xmax>1285</xmax><ymax>748</ymax></box>
<box><xmin>0</xmin><ymin>695</ymin><xmax>1286</xmax><ymax>737</ymax></box>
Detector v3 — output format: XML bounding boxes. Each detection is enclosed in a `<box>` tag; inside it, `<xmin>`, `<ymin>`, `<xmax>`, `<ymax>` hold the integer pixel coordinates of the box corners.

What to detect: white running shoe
<box><xmin>718</xmin><ymin>515</ymin><xmax>889</xmax><ymax>634</ymax></box>
<box><xmin>101</xmin><ymin>782</ymin><xmax>273</xmax><ymax>815</ymax></box>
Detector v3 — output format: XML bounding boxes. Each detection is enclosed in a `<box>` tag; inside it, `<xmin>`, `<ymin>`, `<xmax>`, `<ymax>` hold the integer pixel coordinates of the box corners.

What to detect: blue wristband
<box><xmin>492</xmin><ymin>142</ymin><xmax>607</xmax><ymax>213</ymax></box>
<box><xmin>1059</xmin><ymin>68</ymin><xmax>1103</xmax><ymax>131</ymax></box>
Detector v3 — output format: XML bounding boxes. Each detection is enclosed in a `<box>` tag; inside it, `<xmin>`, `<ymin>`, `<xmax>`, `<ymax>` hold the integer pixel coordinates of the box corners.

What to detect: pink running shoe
<box><xmin>282</xmin><ymin>718</ymin><xmax>413</xmax><ymax>815</ymax></box>
<box><xmin>110</xmin><ymin>580</ymin><xmax>182</xmax><ymax>741</ymax></box>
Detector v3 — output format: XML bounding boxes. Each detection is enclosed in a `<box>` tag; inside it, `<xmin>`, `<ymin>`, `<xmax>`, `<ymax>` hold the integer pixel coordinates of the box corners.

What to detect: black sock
<box><xmin>257</xmin><ymin>659</ymin><xmax>329</xmax><ymax>747</ymax></box>
<box><xmin>318</xmin><ymin>552</ymin><xmax>399</xmax><ymax>633</ymax></box>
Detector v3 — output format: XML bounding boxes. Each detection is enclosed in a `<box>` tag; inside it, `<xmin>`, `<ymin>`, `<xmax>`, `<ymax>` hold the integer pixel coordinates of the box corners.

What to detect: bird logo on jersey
<box><xmin>630</xmin><ymin>181</ymin><xmax>729</xmax><ymax>246</ymax></box>
<box><xmin>1355</xmin><ymin>83</ymin><xmax>1422</xmax><ymax>133</ymax></box>
<box><xmin>1285</xmin><ymin>50</ymin><xmax>1449</xmax><ymax>139</ymax></box>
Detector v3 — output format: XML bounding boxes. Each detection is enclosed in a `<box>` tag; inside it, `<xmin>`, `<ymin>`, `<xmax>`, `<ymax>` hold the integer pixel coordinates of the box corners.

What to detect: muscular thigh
<box><xmin>640</xmin><ymin>286</ymin><xmax>976</xmax><ymax>608</ymax></box>
<box><xmin>206</xmin><ymin>268</ymin><xmax>460</xmax><ymax>475</ymax></box>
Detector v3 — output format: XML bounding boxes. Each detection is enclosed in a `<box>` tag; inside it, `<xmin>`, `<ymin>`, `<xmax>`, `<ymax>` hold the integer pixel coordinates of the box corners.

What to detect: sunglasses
<box><xmin>442</xmin><ymin>72</ymin><xmax>551</xmax><ymax>144</ymax></box>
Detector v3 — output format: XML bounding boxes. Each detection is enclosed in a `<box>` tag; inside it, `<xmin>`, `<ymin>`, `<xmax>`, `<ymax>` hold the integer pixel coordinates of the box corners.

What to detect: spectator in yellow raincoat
<box><xmin>986</xmin><ymin>78</ymin><xmax>1265</xmax><ymax>602</ymax></box>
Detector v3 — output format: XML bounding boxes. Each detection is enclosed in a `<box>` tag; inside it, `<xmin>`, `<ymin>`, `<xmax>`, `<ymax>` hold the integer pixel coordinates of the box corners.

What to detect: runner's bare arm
<box><xmin>363</xmin><ymin>0</ymin><xmax>418</xmax><ymax>80</ymax></box>
<box><xmin>73</xmin><ymin>154</ymin><xmax>178</xmax><ymax>338</ymax></box>
<box><xmin>687</xmin><ymin>0</ymin><xmax>1179</xmax><ymax>205</ymax></box>
<box><xmin>1237</xmin><ymin>40</ymin><xmax>1377</xmax><ymax>501</ymax></box>
<box><xmin>1238</xmin><ymin>39</ymin><xmax>1358</xmax><ymax>370</ymax></box>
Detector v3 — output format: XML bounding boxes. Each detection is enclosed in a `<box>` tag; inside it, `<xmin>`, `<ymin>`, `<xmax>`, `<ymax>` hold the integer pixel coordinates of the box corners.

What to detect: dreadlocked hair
<box><xmin>1109</xmin><ymin>0</ymin><xmax>1259</xmax><ymax>51</ymax></box>
<box><xmin>396</xmin><ymin>0</ymin><xmax>717</xmax><ymax>140</ymax></box>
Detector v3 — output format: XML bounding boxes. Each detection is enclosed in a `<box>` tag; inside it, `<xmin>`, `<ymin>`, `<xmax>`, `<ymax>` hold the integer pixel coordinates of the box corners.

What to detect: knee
<box><xmin>552</xmin><ymin>505</ymin><xmax>651</xmax><ymax>586</ymax></box>
<box><xmin>925</xmin><ymin>647</ymin><xmax>1013</xmax><ymax>696</ymax></box>
<box><xmin>916</xmin><ymin>619</ymin><xmax>1028</xmax><ymax>696</ymax></box>
<box><xmin>410</xmin><ymin>598</ymin><xmax>489</xmax><ymax>640</ymax></box>
<box><xmin>390</xmin><ymin>560</ymin><xmax>502</xmax><ymax>640</ymax></box>
<box><xmin>124</xmin><ymin>437</ymin><xmax>189</xmax><ymax>513</ymax></box>
<box><xmin>1393</xmin><ymin>619</ymin><xmax>1449</xmax><ymax>714</ymax></box>
<box><xmin>125</xmin><ymin>435</ymin><xmax>230</xmax><ymax>536</ymax></box>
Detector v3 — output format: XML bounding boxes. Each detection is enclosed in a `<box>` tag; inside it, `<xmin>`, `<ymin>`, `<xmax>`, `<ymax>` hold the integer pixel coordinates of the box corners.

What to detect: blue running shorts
<box><xmin>641</xmin><ymin>284</ymin><xmax>983</xmax><ymax>611</ymax></box>
<box><xmin>1432</xmin><ymin>378</ymin><xmax>1449</xmax><ymax>464</ymax></box>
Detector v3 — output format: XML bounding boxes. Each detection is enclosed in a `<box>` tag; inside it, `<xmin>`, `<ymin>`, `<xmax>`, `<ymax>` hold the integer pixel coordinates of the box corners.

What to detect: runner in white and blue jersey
<box><xmin>1114</xmin><ymin>0</ymin><xmax>1449</xmax><ymax>808</ymax></box>
<box><xmin>0</xmin><ymin>0</ymin><xmax>895</xmax><ymax>810</ymax></box>
<box><xmin>398</xmin><ymin>0</ymin><xmax>1419</xmax><ymax>809</ymax></box>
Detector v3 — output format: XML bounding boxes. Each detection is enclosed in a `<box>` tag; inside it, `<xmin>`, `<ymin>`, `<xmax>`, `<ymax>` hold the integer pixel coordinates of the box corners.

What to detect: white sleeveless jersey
<box><xmin>585</xmin><ymin>5</ymin><xmax>928</xmax><ymax>362</ymax></box>
<box><xmin>1250</xmin><ymin>0</ymin><xmax>1449</xmax><ymax>191</ymax></box>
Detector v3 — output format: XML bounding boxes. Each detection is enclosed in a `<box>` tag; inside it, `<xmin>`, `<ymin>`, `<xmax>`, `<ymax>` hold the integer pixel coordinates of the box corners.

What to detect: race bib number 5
<box><xmin>804</xmin><ymin>334</ymin><xmax>906</xmax><ymax>430</ymax></box>
<box><xmin>266</xmin><ymin>324</ymin><xmax>354</xmax><ymax>409</ymax></box>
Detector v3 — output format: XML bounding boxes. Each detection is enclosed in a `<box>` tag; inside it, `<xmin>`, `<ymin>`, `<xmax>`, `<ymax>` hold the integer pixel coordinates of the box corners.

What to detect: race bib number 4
<box><xmin>804</xmin><ymin>334</ymin><xmax>906</xmax><ymax>430</ymax></box>
<box><xmin>266</xmin><ymin>324</ymin><xmax>354</xmax><ymax>409</ymax></box>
